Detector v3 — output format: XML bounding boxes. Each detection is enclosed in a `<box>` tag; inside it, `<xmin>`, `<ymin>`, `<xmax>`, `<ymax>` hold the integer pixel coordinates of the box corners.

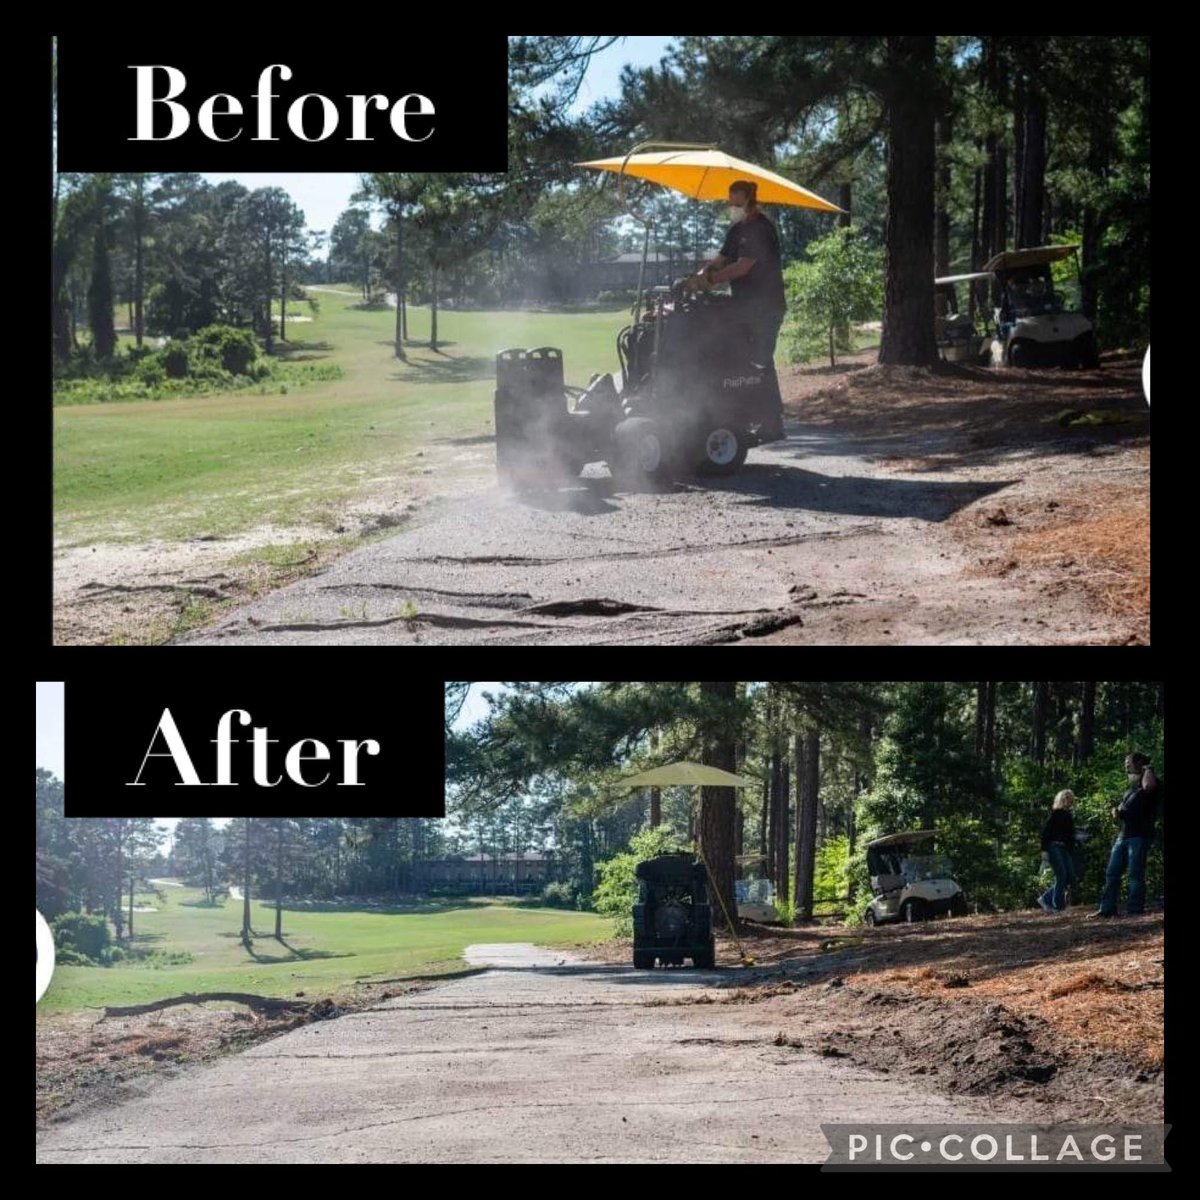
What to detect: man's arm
<box><xmin>708</xmin><ymin>256</ymin><xmax>756</xmax><ymax>284</ymax></box>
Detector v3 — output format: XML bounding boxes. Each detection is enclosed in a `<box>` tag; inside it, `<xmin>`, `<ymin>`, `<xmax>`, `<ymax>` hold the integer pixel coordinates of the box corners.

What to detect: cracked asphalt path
<box><xmin>38</xmin><ymin>944</ymin><xmax>1016</xmax><ymax>1164</ymax></box>
<box><xmin>179</xmin><ymin>425</ymin><xmax>1106</xmax><ymax>645</ymax></box>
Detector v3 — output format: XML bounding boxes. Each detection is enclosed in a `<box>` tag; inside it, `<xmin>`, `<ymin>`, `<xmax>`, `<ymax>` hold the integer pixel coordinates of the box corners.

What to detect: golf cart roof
<box><xmin>936</xmin><ymin>272</ymin><xmax>992</xmax><ymax>285</ymax></box>
<box><xmin>866</xmin><ymin>830</ymin><xmax>938</xmax><ymax>850</ymax></box>
<box><xmin>982</xmin><ymin>245</ymin><xmax>1079</xmax><ymax>272</ymax></box>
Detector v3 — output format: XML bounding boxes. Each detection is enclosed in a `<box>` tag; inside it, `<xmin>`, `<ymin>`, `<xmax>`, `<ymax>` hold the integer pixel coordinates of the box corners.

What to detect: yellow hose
<box><xmin>695</xmin><ymin>844</ymin><xmax>755</xmax><ymax>966</ymax></box>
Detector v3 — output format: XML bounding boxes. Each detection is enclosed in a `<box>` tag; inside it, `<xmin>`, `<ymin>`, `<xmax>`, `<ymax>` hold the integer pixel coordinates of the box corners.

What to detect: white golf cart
<box><xmin>934</xmin><ymin>273</ymin><xmax>992</xmax><ymax>364</ymax></box>
<box><xmin>984</xmin><ymin>245</ymin><xmax>1099</xmax><ymax>368</ymax></box>
<box><xmin>735</xmin><ymin>854</ymin><xmax>778</xmax><ymax>923</ymax></box>
<box><xmin>864</xmin><ymin>830</ymin><xmax>968</xmax><ymax>926</ymax></box>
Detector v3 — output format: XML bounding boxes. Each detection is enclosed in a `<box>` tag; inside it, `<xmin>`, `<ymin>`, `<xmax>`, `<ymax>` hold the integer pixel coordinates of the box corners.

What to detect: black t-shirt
<box><xmin>719</xmin><ymin>212</ymin><xmax>786</xmax><ymax>314</ymax></box>
<box><xmin>1117</xmin><ymin>780</ymin><xmax>1159</xmax><ymax>840</ymax></box>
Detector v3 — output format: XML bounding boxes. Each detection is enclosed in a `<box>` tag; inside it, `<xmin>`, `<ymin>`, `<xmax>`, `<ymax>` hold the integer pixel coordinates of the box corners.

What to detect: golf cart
<box><xmin>983</xmin><ymin>245</ymin><xmax>1100</xmax><ymax>368</ymax></box>
<box><xmin>735</xmin><ymin>853</ymin><xmax>778</xmax><ymax>923</ymax></box>
<box><xmin>934</xmin><ymin>273</ymin><xmax>993</xmax><ymax>364</ymax></box>
<box><xmin>864</xmin><ymin>830</ymin><xmax>968</xmax><ymax>926</ymax></box>
<box><xmin>494</xmin><ymin>142</ymin><xmax>840</xmax><ymax>490</ymax></box>
<box><xmin>632</xmin><ymin>853</ymin><xmax>716</xmax><ymax>969</ymax></box>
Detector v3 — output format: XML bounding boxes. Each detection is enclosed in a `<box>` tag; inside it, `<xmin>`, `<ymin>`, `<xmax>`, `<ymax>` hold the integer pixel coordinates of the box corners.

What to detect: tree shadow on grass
<box><xmin>239</xmin><ymin>936</ymin><xmax>355</xmax><ymax>964</ymax></box>
<box><xmin>277</xmin><ymin>898</ymin><xmax>489</xmax><ymax>917</ymax></box>
<box><xmin>271</xmin><ymin>339</ymin><xmax>333</xmax><ymax>362</ymax></box>
<box><xmin>388</xmin><ymin>355</ymin><xmax>491</xmax><ymax>385</ymax></box>
<box><xmin>432</xmin><ymin>434</ymin><xmax>496</xmax><ymax>447</ymax></box>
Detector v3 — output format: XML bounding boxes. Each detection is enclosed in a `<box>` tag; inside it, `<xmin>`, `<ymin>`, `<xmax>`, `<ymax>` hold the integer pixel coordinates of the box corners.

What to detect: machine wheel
<box><xmin>864</xmin><ymin>908</ymin><xmax>878</xmax><ymax>927</ymax></box>
<box><xmin>1008</xmin><ymin>341</ymin><xmax>1035</xmax><ymax>368</ymax></box>
<box><xmin>613</xmin><ymin>417</ymin><xmax>670</xmax><ymax>484</ymax></box>
<box><xmin>632</xmin><ymin>951</ymin><xmax>656</xmax><ymax>970</ymax></box>
<box><xmin>950</xmin><ymin>893</ymin><xmax>969</xmax><ymax>917</ymax></box>
<box><xmin>696</xmin><ymin>424</ymin><xmax>749</xmax><ymax>475</ymax></box>
<box><xmin>900</xmin><ymin>899</ymin><xmax>927</xmax><ymax>924</ymax></box>
<box><xmin>692</xmin><ymin>944</ymin><xmax>715</xmax><ymax>970</ymax></box>
<box><xmin>1075</xmin><ymin>332</ymin><xmax>1101</xmax><ymax>370</ymax></box>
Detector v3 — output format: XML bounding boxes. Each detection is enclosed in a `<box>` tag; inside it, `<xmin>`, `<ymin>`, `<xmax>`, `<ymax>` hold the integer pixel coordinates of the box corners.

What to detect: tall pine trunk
<box><xmin>934</xmin><ymin>112</ymin><xmax>952</xmax><ymax>278</ymax></box>
<box><xmin>1032</xmin><ymin>681</ymin><xmax>1050</xmax><ymax>764</ymax></box>
<box><xmin>242</xmin><ymin>820</ymin><xmax>253</xmax><ymax>944</ymax></box>
<box><xmin>430</xmin><ymin>262</ymin><xmax>440</xmax><ymax>351</ymax></box>
<box><xmin>394</xmin><ymin>213</ymin><xmax>407</xmax><ymax>360</ymax></box>
<box><xmin>878</xmin><ymin>36</ymin><xmax>938</xmax><ymax>366</ymax></box>
<box><xmin>698</xmin><ymin>682</ymin><xmax>737</xmax><ymax>928</ymax></box>
<box><xmin>275</xmin><ymin>822</ymin><xmax>284</xmax><ymax>941</ymax></box>
<box><xmin>794</xmin><ymin>730</ymin><xmax>820</xmax><ymax>921</ymax></box>
<box><xmin>1076</xmin><ymin>680</ymin><xmax>1096</xmax><ymax>765</ymax></box>
<box><xmin>133</xmin><ymin>189</ymin><xmax>145</xmax><ymax>349</ymax></box>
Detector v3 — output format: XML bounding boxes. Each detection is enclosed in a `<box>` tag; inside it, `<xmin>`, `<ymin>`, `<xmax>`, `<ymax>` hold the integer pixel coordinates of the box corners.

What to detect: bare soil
<box><xmin>583</xmin><ymin>907</ymin><xmax>1163</xmax><ymax>1123</ymax></box>
<box><xmin>36</xmin><ymin>977</ymin><xmax>438</xmax><ymax>1126</ymax></box>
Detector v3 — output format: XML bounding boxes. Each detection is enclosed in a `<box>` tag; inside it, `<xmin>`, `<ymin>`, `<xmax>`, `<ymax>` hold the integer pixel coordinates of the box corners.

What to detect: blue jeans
<box><xmin>1039</xmin><ymin>843</ymin><xmax>1075</xmax><ymax>911</ymax></box>
<box><xmin>1099</xmin><ymin>836</ymin><xmax>1149</xmax><ymax>916</ymax></box>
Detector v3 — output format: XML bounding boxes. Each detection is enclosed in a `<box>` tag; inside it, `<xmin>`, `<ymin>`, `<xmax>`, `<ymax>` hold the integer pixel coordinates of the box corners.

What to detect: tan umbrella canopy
<box><xmin>617</xmin><ymin>761</ymin><xmax>760</xmax><ymax>790</ymax></box>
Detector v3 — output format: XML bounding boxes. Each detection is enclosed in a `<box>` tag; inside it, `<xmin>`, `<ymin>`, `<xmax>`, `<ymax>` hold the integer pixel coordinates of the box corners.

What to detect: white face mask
<box><xmin>728</xmin><ymin>205</ymin><xmax>745</xmax><ymax>223</ymax></box>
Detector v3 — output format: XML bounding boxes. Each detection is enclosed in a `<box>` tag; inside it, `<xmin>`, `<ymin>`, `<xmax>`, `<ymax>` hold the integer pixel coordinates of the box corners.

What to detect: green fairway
<box><xmin>55</xmin><ymin>291</ymin><xmax>630</xmax><ymax>543</ymax></box>
<box><xmin>40</xmin><ymin>882</ymin><xmax>614</xmax><ymax>1015</ymax></box>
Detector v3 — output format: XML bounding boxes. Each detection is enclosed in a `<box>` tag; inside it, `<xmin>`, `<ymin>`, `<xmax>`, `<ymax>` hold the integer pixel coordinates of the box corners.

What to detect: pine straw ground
<box><xmin>779</xmin><ymin>351</ymin><xmax>1150</xmax><ymax>640</ymax></box>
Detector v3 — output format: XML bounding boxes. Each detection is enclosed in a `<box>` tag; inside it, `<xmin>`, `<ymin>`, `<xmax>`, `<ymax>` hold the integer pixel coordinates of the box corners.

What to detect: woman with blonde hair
<box><xmin>1038</xmin><ymin>789</ymin><xmax>1077</xmax><ymax>913</ymax></box>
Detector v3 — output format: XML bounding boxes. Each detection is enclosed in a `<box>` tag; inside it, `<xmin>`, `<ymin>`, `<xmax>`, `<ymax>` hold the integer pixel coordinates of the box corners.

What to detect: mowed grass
<box><xmin>55</xmin><ymin>291</ymin><xmax>630</xmax><ymax>543</ymax></box>
<box><xmin>39</xmin><ymin>882</ymin><xmax>614</xmax><ymax>1015</ymax></box>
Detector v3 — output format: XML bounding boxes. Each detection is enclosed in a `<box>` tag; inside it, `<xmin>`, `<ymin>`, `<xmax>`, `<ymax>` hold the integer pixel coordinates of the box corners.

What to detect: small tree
<box><xmin>784</xmin><ymin>227</ymin><xmax>884</xmax><ymax>366</ymax></box>
<box><xmin>591</xmin><ymin>826</ymin><xmax>683</xmax><ymax>936</ymax></box>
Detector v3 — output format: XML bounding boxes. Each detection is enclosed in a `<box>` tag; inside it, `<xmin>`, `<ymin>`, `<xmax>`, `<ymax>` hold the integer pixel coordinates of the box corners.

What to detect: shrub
<box><xmin>540</xmin><ymin>881</ymin><xmax>577</xmax><ymax>909</ymax></box>
<box><xmin>162</xmin><ymin>344</ymin><xmax>190</xmax><ymax>379</ymax></box>
<box><xmin>190</xmin><ymin>324</ymin><xmax>259</xmax><ymax>375</ymax></box>
<box><xmin>592</xmin><ymin>826</ymin><xmax>685</xmax><ymax>936</ymax></box>
<box><xmin>133</xmin><ymin>355</ymin><xmax>167</xmax><ymax>387</ymax></box>
<box><xmin>52</xmin><ymin>912</ymin><xmax>112</xmax><ymax>962</ymax></box>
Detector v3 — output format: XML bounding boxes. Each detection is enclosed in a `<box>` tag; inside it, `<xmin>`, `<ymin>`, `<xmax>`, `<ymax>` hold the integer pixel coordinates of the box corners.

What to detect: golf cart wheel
<box><xmin>633</xmin><ymin>951</ymin><xmax>656</xmax><ymax>970</ymax></box>
<box><xmin>900</xmin><ymin>899</ymin><xmax>927</xmax><ymax>924</ymax></box>
<box><xmin>697</xmin><ymin>425</ymin><xmax>749</xmax><ymax>475</ymax></box>
<box><xmin>864</xmin><ymin>908</ymin><xmax>878</xmax><ymax>927</ymax></box>
<box><xmin>692</xmin><ymin>944</ymin><xmax>715</xmax><ymax>970</ymax></box>
<box><xmin>1008</xmin><ymin>341</ymin><xmax>1035</xmax><ymax>368</ymax></box>
<box><xmin>1075</xmin><ymin>332</ymin><xmax>1101</xmax><ymax>370</ymax></box>
<box><xmin>950</xmin><ymin>893</ymin><xmax>969</xmax><ymax>917</ymax></box>
<box><xmin>613</xmin><ymin>417</ymin><xmax>669</xmax><ymax>483</ymax></box>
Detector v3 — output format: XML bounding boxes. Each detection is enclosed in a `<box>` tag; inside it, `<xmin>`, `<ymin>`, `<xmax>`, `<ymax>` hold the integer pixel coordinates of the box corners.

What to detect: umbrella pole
<box><xmin>633</xmin><ymin>221</ymin><xmax>651</xmax><ymax>328</ymax></box>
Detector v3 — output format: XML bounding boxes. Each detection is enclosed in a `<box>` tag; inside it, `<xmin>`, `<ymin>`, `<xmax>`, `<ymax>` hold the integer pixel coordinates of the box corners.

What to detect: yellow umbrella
<box><xmin>616</xmin><ymin>762</ymin><xmax>761</xmax><ymax>790</ymax></box>
<box><xmin>577</xmin><ymin>146</ymin><xmax>842</xmax><ymax>212</ymax></box>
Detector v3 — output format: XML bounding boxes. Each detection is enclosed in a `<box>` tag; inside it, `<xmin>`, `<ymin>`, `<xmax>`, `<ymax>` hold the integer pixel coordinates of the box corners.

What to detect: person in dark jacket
<box><xmin>1038</xmin><ymin>789</ymin><xmax>1077</xmax><ymax>912</ymax></box>
<box><xmin>1089</xmin><ymin>752</ymin><xmax>1159</xmax><ymax>918</ymax></box>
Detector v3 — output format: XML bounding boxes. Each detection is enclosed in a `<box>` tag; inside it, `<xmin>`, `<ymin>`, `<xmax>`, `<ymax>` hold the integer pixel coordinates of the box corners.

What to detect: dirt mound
<box><xmin>847</xmin><ymin>993</ymin><xmax>1059</xmax><ymax>1092</ymax></box>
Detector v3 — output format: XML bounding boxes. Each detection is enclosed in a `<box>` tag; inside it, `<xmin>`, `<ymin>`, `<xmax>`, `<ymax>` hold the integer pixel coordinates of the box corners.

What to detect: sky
<box><xmin>35</xmin><ymin>682</ymin><xmax>65</xmax><ymax>780</ymax></box>
<box><xmin>454</xmin><ymin>683</ymin><xmax>507</xmax><ymax>730</ymax></box>
<box><xmin>199</xmin><ymin>37</ymin><xmax>676</xmax><ymax>253</ymax></box>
